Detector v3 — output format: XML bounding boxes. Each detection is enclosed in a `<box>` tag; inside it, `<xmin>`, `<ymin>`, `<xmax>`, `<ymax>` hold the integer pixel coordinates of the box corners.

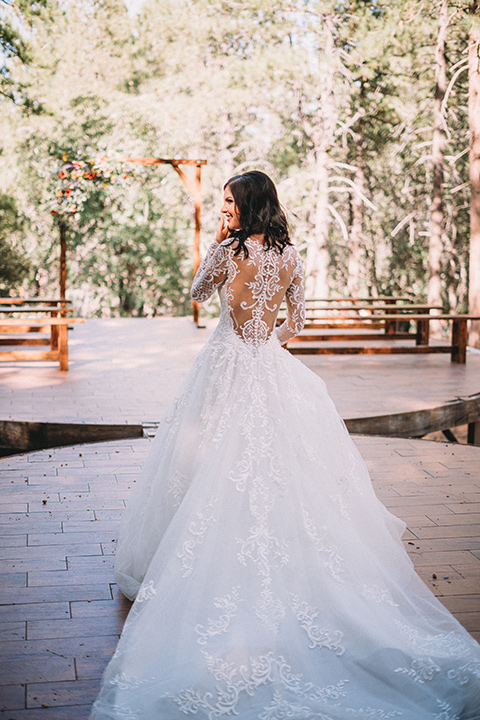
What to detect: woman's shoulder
<box><xmin>209</xmin><ymin>238</ymin><xmax>236</xmax><ymax>257</ymax></box>
<box><xmin>282</xmin><ymin>243</ymin><xmax>302</xmax><ymax>263</ymax></box>
<box><xmin>281</xmin><ymin>244</ymin><xmax>304</xmax><ymax>281</ymax></box>
<box><xmin>283</xmin><ymin>242</ymin><xmax>300</xmax><ymax>256</ymax></box>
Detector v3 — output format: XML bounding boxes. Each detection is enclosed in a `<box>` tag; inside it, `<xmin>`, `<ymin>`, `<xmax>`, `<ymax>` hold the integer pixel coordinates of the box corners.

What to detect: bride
<box><xmin>90</xmin><ymin>171</ymin><xmax>480</xmax><ymax>719</ymax></box>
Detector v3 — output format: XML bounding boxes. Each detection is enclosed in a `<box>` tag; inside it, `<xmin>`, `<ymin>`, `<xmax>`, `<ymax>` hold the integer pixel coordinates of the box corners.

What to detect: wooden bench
<box><xmin>0</xmin><ymin>297</ymin><xmax>72</xmax><ymax>305</ymax></box>
<box><xmin>301</xmin><ymin>302</ymin><xmax>443</xmax><ymax>334</ymax></box>
<box><xmin>279</xmin><ymin>298</ymin><xmax>442</xmax><ymax>340</ymax></box>
<box><xmin>0</xmin><ymin>303</ymin><xmax>74</xmax><ymax>347</ymax></box>
<box><xmin>0</xmin><ymin>300</ymin><xmax>75</xmax><ymax>358</ymax></box>
<box><xmin>0</xmin><ymin>317</ymin><xmax>84</xmax><ymax>371</ymax></box>
<box><xmin>285</xmin><ymin>314</ymin><xmax>480</xmax><ymax>364</ymax></box>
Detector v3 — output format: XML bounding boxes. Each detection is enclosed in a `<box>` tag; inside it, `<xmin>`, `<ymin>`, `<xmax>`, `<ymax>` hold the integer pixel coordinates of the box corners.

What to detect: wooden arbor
<box><xmin>58</xmin><ymin>157</ymin><xmax>207</xmax><ymax>325</ymax></box>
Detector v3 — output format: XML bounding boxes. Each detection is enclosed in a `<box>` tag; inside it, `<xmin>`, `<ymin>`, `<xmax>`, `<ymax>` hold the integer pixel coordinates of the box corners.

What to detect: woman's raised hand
<box><xmin>215</xmin><ymin>217</ymin><xmax>230</xmax><ymax>244</ymax></box>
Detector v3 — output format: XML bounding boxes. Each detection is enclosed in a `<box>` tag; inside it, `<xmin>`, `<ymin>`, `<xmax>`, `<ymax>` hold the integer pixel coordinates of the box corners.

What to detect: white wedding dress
<box><xmin>90</xmin><ymin>238</ymin><xmax>480</xmax><ymax>720</ymax></box>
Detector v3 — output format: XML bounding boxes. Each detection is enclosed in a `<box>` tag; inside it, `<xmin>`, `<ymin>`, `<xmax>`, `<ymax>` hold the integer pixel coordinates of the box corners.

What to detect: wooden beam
<box><xmin>288</xmin><ymin>346</ymin><xmax>452</xmax><ymax>355</ymax></box>
<box><xmin>0</xmin><ymin>326</ymin><xmax>52</xmax><ymax>333</ymax></box>
<box><xmin>124</xmin><ymin>158</ymin><xmax>207</xmax><ymax>166</ymax></box>
<box><xmin>0</xmin><ymin>338</ymin><xmax>50</xmax><ymax>346</ymax></box>
<box><xmin>288</xmin><ymin>333</ymin><xmax>412</xmax><ymax>343</ymax></box>
<box><xmin>345</xmin><ymin>392</ymin><xmax>480</xmax><ymax>440</ymax></box>
<box><xmin>0</xmin><ymin>297</ymin><xmax>73</xmax><ymax>305</ymax></box>
<box><xmin>0</xmin><ymin>318</ymin><xmax>84</xmax><ymax>325</ymax></box>
<box><xmin>301</xmin><ymin>321</ymin><xmax>385</xmax><ymax>330</ymax></box>
<box><xmin>0</xmin><ymin>350</ymin><xmax>58</xmax><ymax>361</ymax></box>
<box><xmin>0</xmin><ymin>419</ymin><xmax>144</xmax><ymax>453</ymax></box>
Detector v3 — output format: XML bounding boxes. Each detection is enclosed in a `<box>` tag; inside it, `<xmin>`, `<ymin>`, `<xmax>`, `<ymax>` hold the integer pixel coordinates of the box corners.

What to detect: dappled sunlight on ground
<box><xmin>0</xmin><ymin>317</ymin><xmax>479</xmax><ymax>426</ymax></box>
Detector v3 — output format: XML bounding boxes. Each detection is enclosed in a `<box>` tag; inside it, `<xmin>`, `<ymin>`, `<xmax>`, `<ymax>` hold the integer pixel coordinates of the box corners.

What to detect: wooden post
<box><xmin>54</xmin><ymin>220</ymin><xmax>67</xmax><ymax>351</ymax></box>
<box><xmin>58</xmin><ymin>322</ymin><xmax>69</xmax><ymax>371</ymax></box>
<box><xmin>123</xmin><ymin>157</ymin><xmax>207</xmax><ymax>326</ymax></box>
<box><xmin>384</xmin><ymin>305</ymin><xmax>397</xmax><ymax>335</ymax></box>
<box><xmin>59</xmin><ymin>221</ymin><xmax>67</xmax><ymax>301</ymax></box>
<box><xmin>451</xmin><ymin>318</ymin><xmax>468</xmax><ymax>363</ymax></box>
<box><xmin>192</xmin><ymin>163</ymin><xmax>202</xmax><ymax>326</ymax></box>
<box><xmin>416</xmin><ymin>319</ymin><xmax>430</xmax><ymax>346</ymax></box>
<box><xmin>467</xmin><ymin>421</ymin><xmax>480</xmax><ymax>444</ymax></box>
<box><xmin>169</xmin><ymin>162</ymin><xmax>205</xmax><ymax>326</ymax></box>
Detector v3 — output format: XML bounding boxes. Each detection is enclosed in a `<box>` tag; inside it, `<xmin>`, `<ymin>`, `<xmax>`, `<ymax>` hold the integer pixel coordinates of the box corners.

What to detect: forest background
<box><xmin>1</xmin><ymin>0</ymin><xmax>479</xmax><ymax>332</ymax></box>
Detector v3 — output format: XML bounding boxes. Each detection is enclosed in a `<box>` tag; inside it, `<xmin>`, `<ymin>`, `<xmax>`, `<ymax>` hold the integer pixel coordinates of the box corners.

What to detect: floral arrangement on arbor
<box><xmin>49</xmin><ymin>151</ymin><xmax>142</xmax><ymax>217</ymax></box>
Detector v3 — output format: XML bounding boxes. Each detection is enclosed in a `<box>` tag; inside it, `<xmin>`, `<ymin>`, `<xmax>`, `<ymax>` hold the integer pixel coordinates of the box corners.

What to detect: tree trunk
<box><xmin>217</xmin><ymin>112</ymin><xmax>237</xmax><ymax>181</ymax></box>
<box><xmin>304</xmin><ymin>11</ymin><xmax>336</xmax><ymax>300</ymax></box>
<box><xmin>427</xmin><ymin>0</ymin><xmax>448</xmax><ymax>325</ymax></box>
<box><xmin>348</xmin><ymin>111</ymin><xmax>365</xmax><ymax>297</ymax></box>
<box><xmin>468</xmin><ymin>3</ymin><xmax>480</xmax><ymax>347</ymax></box>
<box><xmin>305</xmin><ymin>147</ymin><xmax>330</xmax><ymax>299</ymax></box>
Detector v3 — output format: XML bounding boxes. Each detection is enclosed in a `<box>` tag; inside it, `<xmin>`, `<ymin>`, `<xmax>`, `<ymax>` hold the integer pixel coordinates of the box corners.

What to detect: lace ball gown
<box><xmin>90</xmin><ymin>239</ymin><xmax>480</xmax><ymax>720</ymax></box>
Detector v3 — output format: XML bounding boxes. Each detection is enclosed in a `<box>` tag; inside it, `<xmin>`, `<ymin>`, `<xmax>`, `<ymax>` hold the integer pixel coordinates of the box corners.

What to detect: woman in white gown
<box><xmin>90</xmin><ymin>171</ymin><xmax>480</xmax><ymax>720</ymax></box>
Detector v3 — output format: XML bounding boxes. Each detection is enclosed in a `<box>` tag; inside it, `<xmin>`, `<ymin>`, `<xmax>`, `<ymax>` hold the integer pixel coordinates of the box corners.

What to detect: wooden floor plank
<box><xmin>1</xmin><ymin>317</ymin><xmax>480</xmax><ymax>427</ymax></box>
<box><xmin>0</xmin><ymin>435</ymin><xmax>478</xmax><ymax>715</ymax></box>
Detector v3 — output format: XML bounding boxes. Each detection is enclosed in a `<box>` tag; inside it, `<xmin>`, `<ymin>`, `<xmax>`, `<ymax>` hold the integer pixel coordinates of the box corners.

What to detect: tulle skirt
<box><xmin>90</xmin><ymin>323</ymin><xmax>480</xmax><ymax>719</ymax></box>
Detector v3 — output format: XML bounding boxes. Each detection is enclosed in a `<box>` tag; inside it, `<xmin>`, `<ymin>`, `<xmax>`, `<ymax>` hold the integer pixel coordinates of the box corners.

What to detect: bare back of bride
<box><xmin>90</xmin><ymin>171</ymin><xmax>480</xmax><ymax>720</ymax></box>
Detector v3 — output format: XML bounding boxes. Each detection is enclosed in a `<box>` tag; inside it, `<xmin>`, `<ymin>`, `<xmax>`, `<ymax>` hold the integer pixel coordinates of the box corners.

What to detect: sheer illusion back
<box><xmin>191</xmin><ymin>237</ymin><xmax>305</xmax><ymax>346</ymax></box>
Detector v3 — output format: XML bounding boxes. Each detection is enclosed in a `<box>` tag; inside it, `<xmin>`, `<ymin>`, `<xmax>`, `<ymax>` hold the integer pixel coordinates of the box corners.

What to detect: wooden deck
<box><xmin>0</xmin><ymin>317</ymin><xmax>479</xmax><ymax>716</ymax></box>
<box><xmin>0</xmin><ymin>436</ymin><xmax>479</xmax><ymax>717</ymax></box>
<box><xmin>1</xmin><ymin>318</ymin><xmax>480</xmax><ymax>452</ymax></box>
<box><xmin>1</xmin><ymin>318</ymin><xmax>480</xmax><ymax>425</ymax></box>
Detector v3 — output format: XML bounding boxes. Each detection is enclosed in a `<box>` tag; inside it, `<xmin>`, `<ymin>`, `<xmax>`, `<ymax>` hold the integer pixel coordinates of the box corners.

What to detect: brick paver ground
<box><xmin>0</xmin><ymin>435</ymin><xmax>479</xmax><ymax>718</ymax></box>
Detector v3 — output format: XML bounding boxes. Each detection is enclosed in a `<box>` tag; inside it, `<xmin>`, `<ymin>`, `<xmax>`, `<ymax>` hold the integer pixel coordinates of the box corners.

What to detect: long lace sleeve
<box><xmin>191</xmin><ymin>241</ymin><xmax>230</xmax><ymax>302</ymax></box>
<box><xmin>275</xmin><ymin>253</ymin><xmax>306</xmax><ymax>345</ymax></box>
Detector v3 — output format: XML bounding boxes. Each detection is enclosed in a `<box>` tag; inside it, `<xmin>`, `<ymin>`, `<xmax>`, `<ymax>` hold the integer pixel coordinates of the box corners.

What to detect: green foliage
<box><xmin>0</xmin><ymin>0</ymin><xmax>49</xmax><ymax>110</ymax></box>
<box><xmin>0</xmin><ymin>193</ymin><xmax>30</xmax><ymax>291</ymax></box>
<box><xmin>0</xmin><ymin>0</ymin><xmax>474</xmax><ymax>314</ymax></box>
<box><xmin>65</xmin><ymin>183</ymin><xmax>192</xmax><ymax>317</ymax></box>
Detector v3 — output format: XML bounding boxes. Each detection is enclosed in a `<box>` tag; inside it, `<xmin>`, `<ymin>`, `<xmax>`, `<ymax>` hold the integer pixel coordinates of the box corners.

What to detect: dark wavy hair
<box><xmin>223</xmin><ymin>171</ymin><xmax>291</xmax><ymax>257</ymax></box>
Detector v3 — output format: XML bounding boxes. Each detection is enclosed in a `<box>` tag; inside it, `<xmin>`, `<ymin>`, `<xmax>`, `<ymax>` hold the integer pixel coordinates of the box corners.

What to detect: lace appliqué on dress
<box><xmin>255</xmin><ymin>578</ymin><xmax>286</xmax><ymax>634</ymax></box>
<box><xmin>302</xmin><ymin>508</ymin><xmax>344</xmax><ymax>581</ymax></box>
<box><xmin>109</xmin><ymin>673</ymin><xmax>153</xmax><ymax>692</ymax></box>
<box><xmin>291</xmin><ymin>595</ymin><xmax>345</xmax><ymax>655</ymax></box>
<box><xmin>361</xmin><ymin>584</ymin><xmax>399</xmax><ymax>607</ymax></box>
<box><xmin>135</xmin><ymin>579</ymin><xmax>157</xmax><ymax>603</ymax></box>
<box><xmin>167</xmin><ymin>470</ymin><xmax>189</xmax><ymax>509</ymax></box>
<box><xmin>433</xmin><ymin>700</ymin><xmax>461</xmax><ymax>720</ymax></box>
<box><xmin>195</xmin><ymin>587</ymin><xmax>241</xmax><ymax>645</ymax></box>
<box><xmin>169</xmin><ymin>651</ymin><xmax>349</xmax><ymax>719</ymax></box>
<box><xmin>447</xmin><ymin>660</ymin><xmax>480</xmax><ymax>685</ymax></box>
<box><xmin>178</xmin><ymin>498</ymin><xmax>218</xmax><ymax>577</ymax></box>
<box><xmin>394</xmin><ymin>620</ymin><xmax>474</xmax><ymax>659</ymax></box>
<box><xmin>394</xmin><ymin>656</ymin><xmax>441</xmax><ymax>683</ymax></box>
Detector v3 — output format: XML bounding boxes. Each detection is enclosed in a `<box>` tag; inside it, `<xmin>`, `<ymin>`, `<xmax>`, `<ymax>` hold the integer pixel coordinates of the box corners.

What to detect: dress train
<box><xmin>90</xmin><ymin>319</ymin><xmax>480</xmax><ymax>719</ymax></box>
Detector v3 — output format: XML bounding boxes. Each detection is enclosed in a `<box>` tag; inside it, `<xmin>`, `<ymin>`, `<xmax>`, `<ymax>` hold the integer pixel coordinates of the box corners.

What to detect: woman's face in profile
<box><xmin>221</xmin><ymin>186</ymin><xmax>242</xmax><ymax>231</ymax></box>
